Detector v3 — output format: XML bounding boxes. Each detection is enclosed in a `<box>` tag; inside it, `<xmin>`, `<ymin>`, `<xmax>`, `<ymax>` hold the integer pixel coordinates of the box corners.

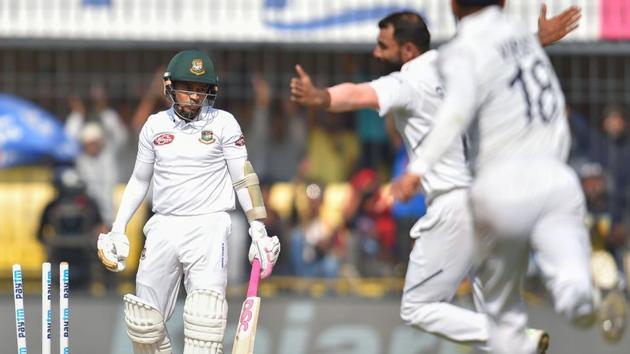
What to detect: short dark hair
<box><xmin>378</xmin><ymin>11</ymin><xmax>431</xmax><ymax>53</ymax></box>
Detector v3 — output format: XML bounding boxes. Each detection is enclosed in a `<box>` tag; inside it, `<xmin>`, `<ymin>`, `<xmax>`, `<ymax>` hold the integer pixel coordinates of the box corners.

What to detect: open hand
<box><xmin>538</xmin><ymin>3</ymin><xmax>581</xmax><ymax>46</ymax></box>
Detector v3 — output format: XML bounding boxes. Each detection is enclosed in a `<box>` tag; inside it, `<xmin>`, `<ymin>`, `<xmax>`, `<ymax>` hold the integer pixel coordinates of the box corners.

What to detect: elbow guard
<box><xmin>233</xmin><ymin>161</ymin><xmax>267</xmax><ymax>221</ymax></box>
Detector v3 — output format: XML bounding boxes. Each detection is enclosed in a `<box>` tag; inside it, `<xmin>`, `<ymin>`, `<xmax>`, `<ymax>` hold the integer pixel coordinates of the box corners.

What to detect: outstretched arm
<box><xmin>290</xmin><ymin>64</ymin><xmax>379</xmax><ymax>112</ymax></box>
<box><xmin>537</xmin><ymin>3</ymin><xmax>581</xmax><ymax>46</ymax></box>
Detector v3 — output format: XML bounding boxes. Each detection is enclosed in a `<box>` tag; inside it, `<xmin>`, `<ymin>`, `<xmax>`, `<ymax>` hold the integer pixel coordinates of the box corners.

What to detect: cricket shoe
<box><xmin>591</xmin><ymin>250</ymin><xmax>627</xmax><ymax>342</ymax></box>
<box><xmin>598</xmin><ymin>289</ymin><xmax>627</xmax><ymax>342</ymax></box>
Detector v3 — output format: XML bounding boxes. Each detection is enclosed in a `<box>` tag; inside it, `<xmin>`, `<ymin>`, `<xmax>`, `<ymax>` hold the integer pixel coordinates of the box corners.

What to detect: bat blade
<box><xmin>232</xmin><ymin>258</ymin><xmax>262</xmax><ymax>354</ymax></box>
<box><xmin>232</xmin><ymin>296</ymin><xmax>261</xmax><ymax>354</ymax></box>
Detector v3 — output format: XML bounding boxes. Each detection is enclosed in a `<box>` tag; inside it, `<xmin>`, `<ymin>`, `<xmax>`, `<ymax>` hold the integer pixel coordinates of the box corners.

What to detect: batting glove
<box><xmin>248</xmin><ymin>221</ymin><xmax>280</xmax><ymax>279</ymax></box>
<box><xmin>97</xmin><ymin>231</ymin><xmax>130</xmax><ymax>272</ymax></box>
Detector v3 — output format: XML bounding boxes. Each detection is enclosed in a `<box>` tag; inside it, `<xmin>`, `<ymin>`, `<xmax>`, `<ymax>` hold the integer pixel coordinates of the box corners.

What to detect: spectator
<box><xmin>589</xmin><ymin>105</ymin><xmax>630</xmax><ymax>225</ymax></box>
<box><xmin>344</xmin><ymin>168</ymin><xmax>396</xmax><ymax>277</ymax></box>
<box><xmin>340</xmin><ymin>55</ymin><xmax>391</xmax><ymax>171</ymax></box>
<box><xmin>123</xmin><ymin>66</ymin><xmax>173</xmax><ymax>180</ymax></box>
<box><xmin>304</xmin><ymin>112</ymin><xmax>360</xmax><ymax>184</ymax></box>
<box><xmin>247</xmin><ymin>74</ymin><xmax>307</xmax><ymax>181</ymax></box>
<box><xmin>131</xmin><ymin>66</ymin><xmax>170</xmax><ymax>133</ymax></box>
<box><xmin>289</xmin><ymin>183</ymin><xmax>340</xmax><ymax>278</ymax></box>
<box><xmin>75</xmin><ymin>123</ymin><xmax>117</xmax><ymax>224</ymax></box>
<box><xmin>580</xmin><ymin>162</ymin><xmax>627</xmax><ymax>273</ymax></box>
<box><xmin>566</xmin><ymin>104</ymin><xmax>592</xmax><ymax>169</ymax></box>
<box><xmin>65</xmin><ymin>84</ymin><xmax>129</xmax><ymax>182</ymax></box>
<box><xmin>260</xmin><ymin>180</ymin><xmax>290</xmax><ymax>274</ymax></box>
<box><xmin>38</xmin><ymin>168</ymin><xmax>107</xmax><ymax>291</ymax></box>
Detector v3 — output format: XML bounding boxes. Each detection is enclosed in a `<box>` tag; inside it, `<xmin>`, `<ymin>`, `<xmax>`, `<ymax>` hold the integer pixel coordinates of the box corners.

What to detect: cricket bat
<box><xmin>232</xmin><ymin>258</ymin><xmax>262</xmax><ymax>354</ymax></box>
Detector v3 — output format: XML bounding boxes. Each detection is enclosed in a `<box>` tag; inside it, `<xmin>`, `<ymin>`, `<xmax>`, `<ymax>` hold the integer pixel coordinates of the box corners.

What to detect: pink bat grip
<box><xmin>247</xmin><ymin>258</ymin><xmax>261</xmax><ymax>297</ymax></box>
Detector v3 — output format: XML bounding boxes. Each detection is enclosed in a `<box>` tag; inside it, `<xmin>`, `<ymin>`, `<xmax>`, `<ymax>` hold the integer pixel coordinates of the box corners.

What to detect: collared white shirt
<box><xmin>369</xmin><ymin>50</ymin><xmax>471</xmax><ymax>201</ymax></box>
<box><xmin>137</xmin><ymin>106</ymin><xmax>247</xmax><ymax>216</ymax></box>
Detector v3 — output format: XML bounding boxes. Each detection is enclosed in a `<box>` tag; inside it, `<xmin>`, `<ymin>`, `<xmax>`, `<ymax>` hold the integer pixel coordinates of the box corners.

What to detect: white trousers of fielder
<box><xmin>471</xmin><ymin>158</ymin><xmax>594</xmax><ymax>354</ymax></box>
<box><xmin>401</xmin><ymin>188</ymin><xmax>492</xmax><ymax>349</ymax></box>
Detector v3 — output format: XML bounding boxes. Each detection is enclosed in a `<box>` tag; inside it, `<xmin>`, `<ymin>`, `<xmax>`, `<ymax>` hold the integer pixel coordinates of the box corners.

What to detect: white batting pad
<box><xmin>183</xmin><ymin>289</ymin><xmax>228</xmax><ymax>354</ymax></box>
<box><xmin>123</xmin><ymin>294</ymin><xmax>172</xmax><ymax>354</ymax></box>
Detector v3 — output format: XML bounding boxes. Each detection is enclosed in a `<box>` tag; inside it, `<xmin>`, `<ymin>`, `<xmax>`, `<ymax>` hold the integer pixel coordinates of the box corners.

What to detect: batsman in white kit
<box><xmin>96</xmin><ymin>49</ymin><xmax>281</xmax><ymax>354</ymax></box>
<box><xmin>393</xmin><ymin>1</ymin><xmax>597</xmax><ymax>353</ymax></box>
<box><xmin>291</xmin><ymin>7</ymin><xmax>580</xmax><ymax>352</ymax></box>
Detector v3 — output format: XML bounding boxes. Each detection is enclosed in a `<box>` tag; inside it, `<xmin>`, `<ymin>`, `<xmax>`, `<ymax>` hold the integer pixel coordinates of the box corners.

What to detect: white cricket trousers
<box><xmin>135</xmin><ymin>212</ymin><xmax>231</xmax><ymax>320</ymax></box>
<box><xmin>471</xmin><ymin>158</ymin><xmax>594</xmax><ymax>354</ymax></box>
<box><xmin>400</xmin><ymin>188</ymin><xmax>491</xmax><ymax>348</ymax></box>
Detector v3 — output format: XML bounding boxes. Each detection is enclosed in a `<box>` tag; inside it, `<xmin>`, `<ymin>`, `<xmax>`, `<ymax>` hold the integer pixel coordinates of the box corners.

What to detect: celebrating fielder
<box><xmin>97</xmin><ymin>49</ymin><xmax>280</xmax><ymax>354</ymax></box>
<box><xmin>291</xmin><ymin>5</ymin><xmax>579</xmax><ymax>352</ymax></box>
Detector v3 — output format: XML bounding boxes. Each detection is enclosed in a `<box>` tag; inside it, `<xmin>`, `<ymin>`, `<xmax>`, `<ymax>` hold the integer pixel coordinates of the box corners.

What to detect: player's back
<box><xmin>442</xmin><ymin>6</ymin><xmax>569</xmax><ymax>172</ymax></box>
<box><xmin>455</xmin><ymin>12</ymin><xmax>595</xmax><ymax>350</ymax></box>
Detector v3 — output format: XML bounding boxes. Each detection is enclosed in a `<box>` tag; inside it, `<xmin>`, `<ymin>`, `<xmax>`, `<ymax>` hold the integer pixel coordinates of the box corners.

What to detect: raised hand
<box><xmin>252</xmin><ymin>73</ymin><xmax>272</xmax><ymax>107</ymax></box>
<box><xmin>538</xmin><ymin>3</ymin><xmax>581</xmax><ymax>46</ymax></box>
<box><xmin>290</xmin><ymin>64</ymin><xmax>330</xmax><ymax>108</ymax></box>
<box><xmin>68</xmin><ymin>95</ymin><xmax>85</xmax><ymax>115</ymax></box>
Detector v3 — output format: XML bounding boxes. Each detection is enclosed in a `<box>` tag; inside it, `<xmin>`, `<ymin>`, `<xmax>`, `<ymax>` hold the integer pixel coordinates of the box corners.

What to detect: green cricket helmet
<box><xmin>163</xmin><ymin>49</ymin><xmax>219</xmax><ymax>121</ymax></box>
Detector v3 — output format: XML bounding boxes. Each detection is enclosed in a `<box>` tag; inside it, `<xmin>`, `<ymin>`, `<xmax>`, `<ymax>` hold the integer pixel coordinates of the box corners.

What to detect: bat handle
<box><xmin>247</xmin><ymin>258</ymin><xmax>261</xmax><ymax>297</ymax></box>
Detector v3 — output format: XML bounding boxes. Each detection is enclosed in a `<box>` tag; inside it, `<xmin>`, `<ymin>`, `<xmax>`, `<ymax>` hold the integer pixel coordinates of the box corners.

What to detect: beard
<box><xmin>378</xmin><ymin>58</ymin><xmax>403</xmax><ymax>75</ymax></box>
<box><xmin>174</xmin><ymin>102</ymin><xmax>203</xmax><ymax>121</ymax></box>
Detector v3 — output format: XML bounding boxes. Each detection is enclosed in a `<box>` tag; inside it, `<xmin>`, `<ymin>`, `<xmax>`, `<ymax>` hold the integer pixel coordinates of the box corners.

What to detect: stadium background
<box><xmin>1</xmin><ymin>0</ymin><xmax>629</xmax><ymax>353</ymax></box>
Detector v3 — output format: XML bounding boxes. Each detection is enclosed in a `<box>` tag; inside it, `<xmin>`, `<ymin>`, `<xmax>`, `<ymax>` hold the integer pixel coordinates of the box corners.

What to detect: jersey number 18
<box><xmin>509</xmin><ymin>58</ymin><xmax>559</xmax><ymax>124</ymax></box>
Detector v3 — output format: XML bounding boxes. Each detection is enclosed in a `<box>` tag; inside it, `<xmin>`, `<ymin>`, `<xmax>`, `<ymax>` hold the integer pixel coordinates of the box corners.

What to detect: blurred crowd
<box><xmin>568</xmin><ymin>104</ymin><xmax>630</xmax><ymax>282</ymax></box>
<box><xmin>33</xmin><ymin>64</ymin><xmax>629</xmax><ymax>295</ymax></box>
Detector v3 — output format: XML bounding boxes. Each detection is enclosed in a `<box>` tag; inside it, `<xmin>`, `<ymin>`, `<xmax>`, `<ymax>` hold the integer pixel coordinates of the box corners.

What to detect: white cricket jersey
<box><xmin>369</xmin><ymin>50</ymin><xmax>471</xmax><ymax>201</ymax></box>
<box><xmin>137</xmin><ymin>107</ymin><xmax>247</xmax><ymax>216</ymax></box>
<box><xmin>410</xmin><ymin>6</ymin><xmax>569</xmax><ymax>176</ymax></box>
